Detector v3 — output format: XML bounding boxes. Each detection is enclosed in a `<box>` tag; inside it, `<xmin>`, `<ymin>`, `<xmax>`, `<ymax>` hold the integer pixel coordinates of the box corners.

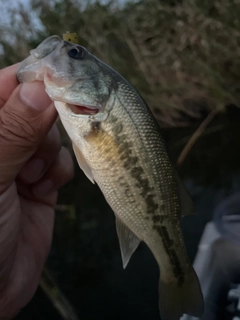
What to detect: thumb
<box><xmin>0</xmin><ymin>81</ymin><xmax>57</xmax><ymax>190</ymax></box>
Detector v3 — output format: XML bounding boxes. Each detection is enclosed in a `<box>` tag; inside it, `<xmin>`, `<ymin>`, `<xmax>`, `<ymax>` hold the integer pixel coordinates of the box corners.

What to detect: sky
<box><xmin>0</xmin><ymin>0</ymin><xmax>131</xmax><ymax>32</ymax></box>
<box><xmin>0</xmin><ymin>0</ymin><xmax>31</xmax><ymax>25</ymax></box>
<box><xmin>0</xmin><ymin>0</ymin><xmax>127</xmax><ymax>25</ymax></box>
<box><xmin>1</xmin><ymin>0</ymin><xmax>46</xmax><ymax>34</ymax></box>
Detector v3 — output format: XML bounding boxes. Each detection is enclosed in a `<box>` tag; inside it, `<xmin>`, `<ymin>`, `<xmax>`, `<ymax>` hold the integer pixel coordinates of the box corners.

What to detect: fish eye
<box><xmin>68</xmin><ymin>46</ymin><xmax>84</xmax><ymax>59</ymax></box>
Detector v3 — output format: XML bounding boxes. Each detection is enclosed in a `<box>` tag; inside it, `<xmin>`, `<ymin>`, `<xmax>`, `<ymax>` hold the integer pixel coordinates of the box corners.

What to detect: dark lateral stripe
<box><xmin>111</xmin><ymin>116</ymin><xmax>159</xmax><ymax>216</ymax></box>
<box><xmin>151</xmin><ymin>214</ymin><xmax>168</xmax><ymax>224</ymax></box>
<box><xmin>109</xmin><ymin>114</ymin><xmax>185</xmax><ymax>285</ymax></box>
<box><xmin>153</xmin><ymin>225</ymin><xmax>184</xmax><ymax>286</ymax></box>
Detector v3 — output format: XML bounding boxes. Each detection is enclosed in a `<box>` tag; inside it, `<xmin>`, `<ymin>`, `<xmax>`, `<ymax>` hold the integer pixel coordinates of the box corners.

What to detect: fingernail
<box><xmin>19</xmin><ymin>82</ymin><xmax>52</xmax><ymax>111</ymax></box>
<box><xmin>20</xmin><ymin>159</ymin><xmax>46</xmax><ymax>183</ymax></box>
<box><xmin>33</xmin><ymin>179</ymin><xmax>54</xmax><ymax>198</ymax></box>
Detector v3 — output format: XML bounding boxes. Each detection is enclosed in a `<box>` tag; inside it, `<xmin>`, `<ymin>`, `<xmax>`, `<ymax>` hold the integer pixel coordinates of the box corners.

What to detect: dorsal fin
<box><xmin>175</xmin><ymin>173</ymin><xmax>196</xmax><ymax>216</ymax></box>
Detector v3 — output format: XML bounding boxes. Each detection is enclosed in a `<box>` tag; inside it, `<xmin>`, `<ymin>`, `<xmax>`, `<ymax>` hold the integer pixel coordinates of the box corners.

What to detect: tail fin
<box><xmin>158</xmin><ymin>266</ymin><xmax>204</xmax><ymax>320</ymax></box>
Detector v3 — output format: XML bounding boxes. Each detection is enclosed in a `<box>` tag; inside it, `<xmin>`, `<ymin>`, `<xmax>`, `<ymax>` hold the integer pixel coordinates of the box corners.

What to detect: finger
<box><xmin>0</xmin><ymin>64</ymin><xmax>20</xmax><ymax>108</ymax></box>
<box><xmin>32</xmin><ymin>147</ymin><xmax>74</xmax><ymax>198</ymax></box>
<box><xmin>18</xmin><ymin>124</ymin><xmax>61</xmax><ymax>184</ymax></box>
<box><xmin>0</xmin><ymin>81</ymin><xmax>57</xmax><ymax>192</ymax></box>
<box><xmin>15</xmin><ymin>180</ymin><xmax>58</xmax><ymax>207</ymax></box>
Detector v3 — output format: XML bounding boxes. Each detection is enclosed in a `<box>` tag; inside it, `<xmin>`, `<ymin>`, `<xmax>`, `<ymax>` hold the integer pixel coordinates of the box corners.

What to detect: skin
<box><xmin>0</xmin><ymin>64</ymin><xmax>74</xmax><ymax>318</ymax></box>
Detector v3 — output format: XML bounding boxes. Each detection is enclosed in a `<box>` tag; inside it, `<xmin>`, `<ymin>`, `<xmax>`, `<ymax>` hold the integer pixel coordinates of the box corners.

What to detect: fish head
<box><xmin>17</xmin><ymin>35</ymin><xmax>114</xmax><ymax>136</ymax></box>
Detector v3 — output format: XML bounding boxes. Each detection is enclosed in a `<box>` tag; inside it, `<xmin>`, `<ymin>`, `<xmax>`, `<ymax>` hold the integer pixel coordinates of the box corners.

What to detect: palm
<box><xmin>0</xmin><ymin>180</ymin><xmax>56</xmax><ymax>317</ymax></box>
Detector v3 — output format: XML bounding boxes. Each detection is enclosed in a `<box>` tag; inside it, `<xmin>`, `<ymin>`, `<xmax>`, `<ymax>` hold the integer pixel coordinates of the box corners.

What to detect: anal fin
<box><xmin>116</xmin><ymin>217</ymin><xmax>141</xmax><ymax>269</ymax></box>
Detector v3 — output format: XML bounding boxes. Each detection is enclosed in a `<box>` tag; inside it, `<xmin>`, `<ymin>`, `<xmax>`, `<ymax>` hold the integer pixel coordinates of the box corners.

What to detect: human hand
<box><xmin>0</xmin><ymin>64</ymin><xmax>74</xmax><ymax>318</ymax></box>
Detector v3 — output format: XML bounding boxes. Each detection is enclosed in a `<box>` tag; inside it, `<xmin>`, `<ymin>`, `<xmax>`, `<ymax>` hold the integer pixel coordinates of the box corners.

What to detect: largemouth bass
<box><xmin>17</xmin><ymin>35</ymin><xmax>204</xmax><ymax>320</ymax></box>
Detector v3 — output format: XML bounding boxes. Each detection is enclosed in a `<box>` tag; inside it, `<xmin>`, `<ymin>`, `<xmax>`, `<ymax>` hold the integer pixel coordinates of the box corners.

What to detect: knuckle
<box><xmin>61</xmin><ymin>147</ymin><xmax>74</xmax><ymax>179</ymax></box>
<box><xmin>47</xmin><ymin>125</ymin><xmax>61</xmax><ymax>154</ymax></box>
<box><xmin>55</xmin><ymin>147</ymin><xmax>74</xmax><ymax>184</ymax></box>
<box><xmin>0</xmin><ymin>108</ymin><xmax>40</xmax><ymax>148</ymax></box>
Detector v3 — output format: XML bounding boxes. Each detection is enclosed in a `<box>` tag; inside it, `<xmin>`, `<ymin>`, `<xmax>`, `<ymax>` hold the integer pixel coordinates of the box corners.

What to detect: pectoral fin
<box><xmin>72</xmin><ymin>142</ymin><xmax>95</xmax><ymax>184</ymax></box>
<box><xmin>115</xmin><ymin>217</ymin><xmax>141</xmax><ymax>269</ymax></box>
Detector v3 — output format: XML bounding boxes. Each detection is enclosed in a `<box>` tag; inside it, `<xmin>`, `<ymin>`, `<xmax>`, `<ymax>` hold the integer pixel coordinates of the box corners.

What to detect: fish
<box><xmin>17</xmin><ymin>35</ymin><xmax>204</xmax><ymax>320</ymax></box>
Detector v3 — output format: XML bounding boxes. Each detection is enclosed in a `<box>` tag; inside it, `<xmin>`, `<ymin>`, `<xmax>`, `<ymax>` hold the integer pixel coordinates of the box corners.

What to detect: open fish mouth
<box><xmin>66</xmin><ymin>103</ymin><xmax>99</xmax><ymax>115</ymax></box>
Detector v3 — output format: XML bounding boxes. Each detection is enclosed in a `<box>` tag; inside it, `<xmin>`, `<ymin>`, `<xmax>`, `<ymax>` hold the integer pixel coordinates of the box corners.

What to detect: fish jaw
<box><xmin>17</xmin><ymin>55</ymin><xmax>44</xmax><ymax>82</ymax></box>
<box><xmin>17</xmin><ymin>36</ymin><xmax>112</xmax><ymax>115</ymax></box>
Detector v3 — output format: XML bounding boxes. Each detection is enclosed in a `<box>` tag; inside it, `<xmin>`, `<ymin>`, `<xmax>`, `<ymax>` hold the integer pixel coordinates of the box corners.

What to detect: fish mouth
<box><xmin>67</xmin><ymin>103</ymin><xmax>99</xmax><ymax>115</ymax></box>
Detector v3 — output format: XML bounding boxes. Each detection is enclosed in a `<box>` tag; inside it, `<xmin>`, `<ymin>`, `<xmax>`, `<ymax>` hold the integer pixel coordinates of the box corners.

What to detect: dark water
<box><xmin>16</xmin><ymin>107</ymin><xmax>240</xmax><ymax>320</ymax></box>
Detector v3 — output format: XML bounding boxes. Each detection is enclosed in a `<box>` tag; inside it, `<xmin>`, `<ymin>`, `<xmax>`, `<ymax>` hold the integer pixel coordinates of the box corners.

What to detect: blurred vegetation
<box><xmin>1</xmin><ymin>1</ymin><xmax>240</xmax><ymax>319</ymax></box>
<box><xmin>1</xmin><ymin>0</ymin><xmax>240</xmax><ymax>127</ymax></box>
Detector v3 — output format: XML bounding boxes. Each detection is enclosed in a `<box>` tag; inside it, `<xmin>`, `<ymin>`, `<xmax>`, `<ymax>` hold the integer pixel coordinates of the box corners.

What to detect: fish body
<box><xmin>17</xmin><ymin>36</ymin><xmax>203</xmax><ymax>320</ymax></box>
